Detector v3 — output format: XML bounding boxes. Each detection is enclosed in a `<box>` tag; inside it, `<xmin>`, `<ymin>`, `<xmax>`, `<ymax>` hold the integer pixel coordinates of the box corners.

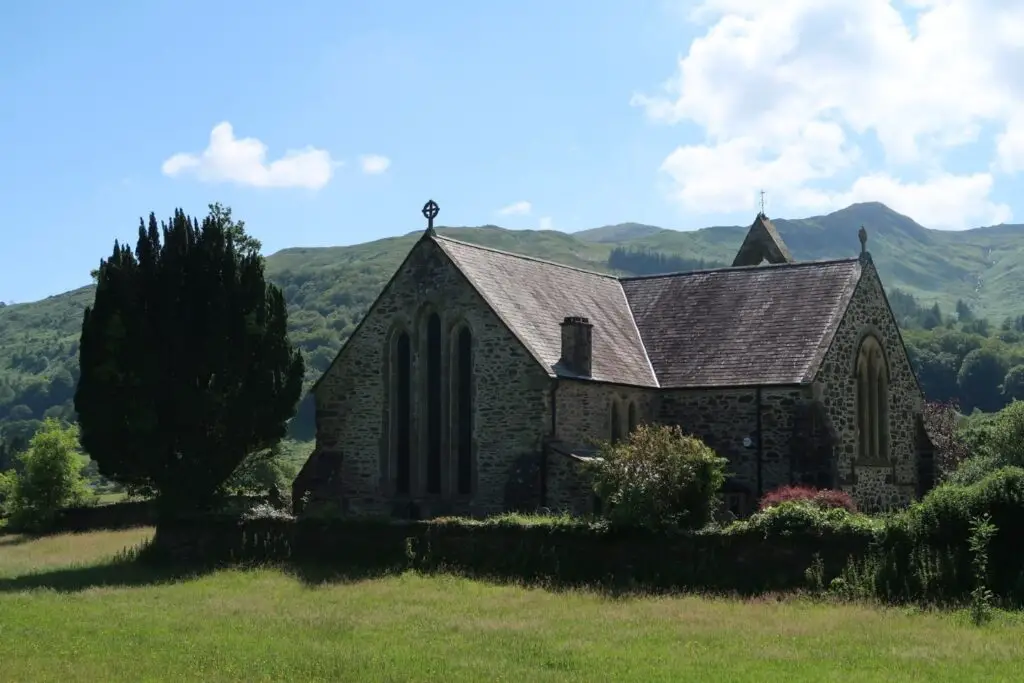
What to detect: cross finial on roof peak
<box><xmin>759</xmin><ymin>189</ymin><xmax>767</xmax><ymax>217</ymax></box>
<box><xmin>422</xmin><ymin>199</ymin><xmax>440</xmax><ymax>236</ymax></box>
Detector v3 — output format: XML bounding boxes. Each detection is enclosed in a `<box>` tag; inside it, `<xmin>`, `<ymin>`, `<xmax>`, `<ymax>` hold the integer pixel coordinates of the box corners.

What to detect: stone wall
<box><xmin>657</xmin><ymin>386</ymin><xmax>809</xmax><ymax>513</ymax></box>
<box><xmin>545</xmin><ymin>380</ymin><xmax>658</xmax><ymax>515</ymax></box>
<box><xmin>310</xmin><ymin>236</ymin><xmax>551</xmax><ymax>517</ymax></box>
<box><xmin>544</xmin><ymin>380</ymin><xmax>816</xmax><ymax>516</ymax></box>
<box><xmin>814</xmin><ymin>256</ymin><xmax>925</xmax><ymax>512</ymax></box>
<box><xmin>553</xmin><ymin>380</ymin><xmax>656</xmax><ymax>445</ymax></box>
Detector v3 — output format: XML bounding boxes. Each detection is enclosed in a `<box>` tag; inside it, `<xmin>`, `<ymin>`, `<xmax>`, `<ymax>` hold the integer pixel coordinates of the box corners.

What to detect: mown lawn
<box><xmin>1</xmin><ymin>529</ymin><xmax>1022</xmax><ymax>682</ymax></box>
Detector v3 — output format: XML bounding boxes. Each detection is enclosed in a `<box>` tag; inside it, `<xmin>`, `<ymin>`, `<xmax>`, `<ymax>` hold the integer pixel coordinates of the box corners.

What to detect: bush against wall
<box><xmin>585</xmin><ymin>424</ymin><xmax>728</xmax><ymax>530</ymax></box>
<box><xmin>759</xmin><ymin>485</ymin><xmax>857</xmax><ymax>513</ymax></box>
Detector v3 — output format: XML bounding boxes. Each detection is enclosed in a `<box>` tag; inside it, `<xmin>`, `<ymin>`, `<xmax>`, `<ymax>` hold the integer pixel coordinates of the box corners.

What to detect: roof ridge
<box><xmin>432</xmin><ymin>233</ymin><xmax>619</xmax><ymax>279</ymax></box>
<box><xmin>619</xmin><ymin>256</ymin><xmax>860</xmax><ymax>282</ymax></box>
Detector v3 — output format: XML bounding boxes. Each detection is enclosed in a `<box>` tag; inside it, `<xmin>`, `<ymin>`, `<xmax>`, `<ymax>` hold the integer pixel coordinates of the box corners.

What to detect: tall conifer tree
<box><xmin>74</xmin><ymin>205</ymin><xmax>304</xmax><ymax>516</ymax></box>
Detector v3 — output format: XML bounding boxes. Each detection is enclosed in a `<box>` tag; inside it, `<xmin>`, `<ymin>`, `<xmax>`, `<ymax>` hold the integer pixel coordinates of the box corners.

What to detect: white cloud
<box><xmin>539</xmin><ymin>217</ymin><xmax>554</xmax><ymax>231</ymax></box>
<box><xmin>162</xmin><ymin>122</ymin><xmax>335</xmax><ymax>190</ymax></box>
<box><xmin>497</xmin><ymin>201</ymin><xmax>532</xmax><ymax>216</ymax></box>
<box><xmin>995</xmin><ymin>115</ymin><xmax>1024</xmax><ymax>174</ymax></box>
<box><xmin>360</xmin><ymin>154</ymin><xmax>391</xmax><ymax>175</ymax></box>
<box><xmin>635</xmin><ymin>0</ymin><xmax>1024</xmax><ymax>228</ymax></box>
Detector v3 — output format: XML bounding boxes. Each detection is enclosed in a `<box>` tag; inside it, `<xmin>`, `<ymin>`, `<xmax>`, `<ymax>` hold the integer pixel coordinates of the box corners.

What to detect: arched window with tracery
<box><xmin>453</xmin><ymin>325</ymin><xmax>473</xmax><ymax>496</ymax></box>
<box><xmin>393</xmin><ymin>330</ymin><xmax>412</xmax><ymax>495</ymax></box>
<box><xmin>856</xmin><ymin>335</ymin><xmax>890</xmax><ymax>462</ymax></box>
<box><xmin>425</xmin><ymin>312</ymin><xmax>443</xmax><ymax>494</ymax></box>
<box><xmin>610</xmin><ymin>400</ymin><xmax>622</xmax><ymax>443</ymax></box>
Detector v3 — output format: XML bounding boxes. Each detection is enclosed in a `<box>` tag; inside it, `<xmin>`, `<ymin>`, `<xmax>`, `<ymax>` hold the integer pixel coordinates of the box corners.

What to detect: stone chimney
<box><xmin>560</xmin><ymin>316</ymin><xmax>593</xmax><ymax>377</ymax></box>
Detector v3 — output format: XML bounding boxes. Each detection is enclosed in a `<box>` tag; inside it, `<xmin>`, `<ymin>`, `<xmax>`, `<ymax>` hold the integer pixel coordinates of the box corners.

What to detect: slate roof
<box><xmin>435</xmin><ymin>236</ymin><xmax>658</xmax><ymax>387</ymax></box>
<box><xmin>432</xmin><ymin>234</ymin><xmax>862</xmax><ymax>389</ymax></box>
<box><xmin>621</xmin><ymin>260</ymin><xmax>861</xmax><ymax>387</ymax></box>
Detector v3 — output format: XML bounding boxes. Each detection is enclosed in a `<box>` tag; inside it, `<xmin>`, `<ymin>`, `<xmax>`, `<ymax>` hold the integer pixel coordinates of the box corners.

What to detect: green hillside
<box><xmin>2</xmin><ymin>201</ymin><xmax>1023</xmax><ymax>441</ymax></box>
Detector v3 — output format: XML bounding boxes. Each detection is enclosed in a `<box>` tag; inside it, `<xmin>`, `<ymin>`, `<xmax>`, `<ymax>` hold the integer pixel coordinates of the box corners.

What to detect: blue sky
<box><xmin>2</xmin><ymin>0</ymin><xmax>1022</xmax><ymax>303</ymax></box>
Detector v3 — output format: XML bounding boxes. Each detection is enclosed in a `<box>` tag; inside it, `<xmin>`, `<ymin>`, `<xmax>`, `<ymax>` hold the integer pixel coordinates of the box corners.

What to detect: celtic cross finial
<box><xmin>858</xmin><ymin>225</ymin><xmax>868</xmax><ymax>254</ymax></box>
<box><xmin>422</xmin><ymin>199</ymin><xmax>439</xmax><ymax>234</ymax></box>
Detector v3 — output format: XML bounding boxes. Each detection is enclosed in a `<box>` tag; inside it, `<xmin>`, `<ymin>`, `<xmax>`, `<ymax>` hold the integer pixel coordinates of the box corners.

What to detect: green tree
<box><xmin>585</xmin><ymin>423</ymin><xmax>727</xmax><ymax>530</ymax></box>
<box><xmin>74</xmin><ymin>206</ymin><xmax>304</xmax><ymax>518</ymax></box>
<box><xmin>1002</xmin><ymin>365</ymin><xmax>1024</xmax><ymax>402</ymax></box>
<box><xmin>2</xmin><ymin>418</ymin><xmax>92</xmax><ymax>529</ymax></box>
<box><xmin>957</xmin><ymin>347</ymin><xmax>1010</xmax><ymax>413</ymax></box>
<box><xmin>956</xmin><ymin>299</ymin><xmax>975</xmax><ymax>322</ymax></box>
<box><xmin>988</xmin><ymin>400</ymin><xmax>1024</xmax><ymax>468</ymax></box>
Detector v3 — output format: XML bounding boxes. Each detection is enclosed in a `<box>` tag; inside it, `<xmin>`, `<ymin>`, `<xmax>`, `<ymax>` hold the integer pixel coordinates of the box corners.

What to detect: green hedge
<box><xmin>143</xmin><ymin>511</ymin><xmax>874</xmax><ymax>595</ymax></box>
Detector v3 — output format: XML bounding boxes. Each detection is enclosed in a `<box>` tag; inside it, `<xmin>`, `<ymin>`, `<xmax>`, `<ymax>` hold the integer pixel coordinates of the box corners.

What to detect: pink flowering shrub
<box><xmin>758</xmin><ymin>484</ymin><xmax>857</xmax><ymax>513</ymax></box>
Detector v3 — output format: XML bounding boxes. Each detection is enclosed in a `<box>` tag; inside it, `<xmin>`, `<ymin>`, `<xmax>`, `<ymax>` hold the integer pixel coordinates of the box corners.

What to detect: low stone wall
<box><xmin>147</xmin><ymin>517</ymin><xmax>871</xmax><ymax>595</ymax></box>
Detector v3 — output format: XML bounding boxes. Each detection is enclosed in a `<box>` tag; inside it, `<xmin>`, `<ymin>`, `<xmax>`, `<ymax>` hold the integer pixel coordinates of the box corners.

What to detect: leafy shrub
<box><xmin>585</xmin><ymin>423</ymin><xmax>727</xmax><ymax>530</ymax></box>
<box><xmin>240</xmin><ymin>502</ymin><xmax>295</xmax><ymax>521</ymax></box>
<box><xmin>732</xmin><ymin>500</ymin><xmax>881</xmax><ymax>539</ymax></box>
<box><xmin>946</xmin><ymin>453</ymin><xmax>1002</xmax><ymax>486</ymax></box>
<box><xmin>987</xmin><ymin>400</ymin><xmax>1024</xmax><ymax>467</ymax></box>
<box><xmin>3</xmin><ymin>418</ymin><xmax>93</xmax><ymax>531</ymax></box>
<box><xmin>759</xmin><ymin>484</ymin><xmax>857</xmax><ymax>512</ymax></box>
<box><xmin>841</xmin><ymin>466</ymin><xmax>1024</xmax><ymax>606</ymax></box>
<box><xmin>0</xmin><ymin>469</ymin><xmax>15</xmax><ymax>517</ymax></box>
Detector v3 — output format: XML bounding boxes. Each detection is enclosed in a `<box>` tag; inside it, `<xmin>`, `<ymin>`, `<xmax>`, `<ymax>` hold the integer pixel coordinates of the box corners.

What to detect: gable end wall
<box><xmin>814</xmin><ymin>259</ymin><xmax>924</xmax><ymax>511</ymax></box>
<box><xmin>312</xmin><ymin>238</ymin><xmax>551</xmax><ymax>516</ymax></box>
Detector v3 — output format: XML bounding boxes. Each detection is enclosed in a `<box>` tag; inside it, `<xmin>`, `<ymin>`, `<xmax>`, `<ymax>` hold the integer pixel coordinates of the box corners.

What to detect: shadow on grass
<box><xmin>0</xmin><ymin>535</ymin><xmax>34</xmax><ymax>548</ymax></box>
<box><xmin>282</xmin><ymin>562</ymin><xmax>408</xmax><ymax>587</ymax></box>
<box><xmin>0</xmin><ymin>556</ymin><xmax>217</xmax><ymax>594</ymax></box>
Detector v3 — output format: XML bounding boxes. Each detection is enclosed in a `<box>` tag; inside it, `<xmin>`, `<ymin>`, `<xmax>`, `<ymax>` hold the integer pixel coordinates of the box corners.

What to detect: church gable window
<box><xmin>855</xmin><ymin>335</ymin><xmax>890</xmax><ymax>462</ymax></box>
<box><xmin>453</xmin><ymin>325</ymin><xmax>474</xmax><ymax>496</ymax></box>
<box><xmin>425</xmin><ymin>312</ymin><xmax>443</xmax><ymax>495</ymax></box>
<box><xmin>393</xmin><ymin>330</ymin><xmax>412</xmax><ymax>495</ymax></box>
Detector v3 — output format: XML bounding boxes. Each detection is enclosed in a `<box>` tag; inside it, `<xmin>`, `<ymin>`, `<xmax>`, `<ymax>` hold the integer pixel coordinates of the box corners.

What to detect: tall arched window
<box><xmin>453</xmin><ymin>326</ymin><xmax>474</xmax><ymax>496</ymax></box>
<box><xmin>627</xmin><ymin>401</ymin><xmax>638</xmax><ymax>434</ymax></box>
<box><xmin>610</xmin><ymin>400</ymin><xmax>622</xmax><ymax>443</ymax></box>
<box><xmin>856</xmin><ymin>335</ymin><xmax>890</xmax><ymax>461</ymax></box>
<box><xmin>394</xmin><ymin>331</ymin><xmax>412</xmax><ymax>495</ymax></box>
<box><xmin>425</xmin><ymin>313</ymin><xmax>443</xmax><ymax>494</ymax></box>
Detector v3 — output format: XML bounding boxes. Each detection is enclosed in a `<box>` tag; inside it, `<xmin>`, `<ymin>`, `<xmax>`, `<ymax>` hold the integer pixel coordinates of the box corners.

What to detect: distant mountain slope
<box><xmin>2</xmin><ymin>202</ymin><xmax>1023</xmax><ymax>438</ymax></box>
<box><xmin>573</xmin><ymin>222</ymin><xmax>668</xmax><ymax>243</ymax></box>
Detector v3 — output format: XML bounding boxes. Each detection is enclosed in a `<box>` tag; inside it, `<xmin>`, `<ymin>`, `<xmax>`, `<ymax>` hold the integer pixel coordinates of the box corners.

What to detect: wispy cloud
<box><xmin>359</xmin><ymin>154</ymin><xmax>391</xmax><ymax>175</ymax></box>
<box><xmin>497</xmin><ymin>201</ymin><xmax>532</xmax><ymax>216</ymax></box>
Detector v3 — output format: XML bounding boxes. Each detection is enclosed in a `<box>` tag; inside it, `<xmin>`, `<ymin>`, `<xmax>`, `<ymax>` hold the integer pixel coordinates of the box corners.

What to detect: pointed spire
<box><xmin>732</xmin><ymin>212</ymin><xmax>795</xmax><ymax>267</ymax></box>
<box><xmin>422</xmin><ymin>199</ymin><xmax>440</xmax><ymax>238</ymax></box>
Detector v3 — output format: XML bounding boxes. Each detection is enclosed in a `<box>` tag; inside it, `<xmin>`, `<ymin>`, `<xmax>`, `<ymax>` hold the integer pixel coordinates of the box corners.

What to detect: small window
<box><xmin>627</xmin><ymin>401</ymin><xmax>638</xmax><ymax>433</ymax></box>
<box><xmin>610</xmin><ymin>401</ymin><xmax>622</xmax><ymax>443</ymax></box>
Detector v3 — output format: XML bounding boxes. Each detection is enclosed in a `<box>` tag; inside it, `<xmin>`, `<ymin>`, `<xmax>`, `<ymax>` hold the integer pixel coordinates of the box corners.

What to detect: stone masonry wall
<box><xmin>658</xmin><ymin>387</ymin><xmax>809</xmax><ymax>512</ymax></box>
<box><xmin>311</xmin><ymin>236</ymin><xmax>551</xmax><ymax>517</ymax></box>
<box><xmin>547</xmin><ymin>380</ymin><xmax>810</xmax><ymax>516</ymax></box>
<box><xmin>814</xmin><ymin>257</ymin><xmax>924</xmax><ymax>512</ymax></box>
<box><xmin>546</xmin><ymin>380</ymin><xmax>658</xmax><ymax>514</ymax></box>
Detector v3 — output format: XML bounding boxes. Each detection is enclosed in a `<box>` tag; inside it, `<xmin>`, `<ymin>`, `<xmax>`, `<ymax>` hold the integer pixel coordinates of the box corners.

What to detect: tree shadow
<box><xmin>0</xmin><ymin>559</ymin><xmax>215</xmax><ymax>594</ymax></box>
<box><xmin>0</xmin><ymin>534</ymin><xmax>34</xmax><ymax>548</ymax></box>
<box><xmin>282</xmin><ymin>561</ymin><xmax>407</xmax><ymax>588</ymax></box>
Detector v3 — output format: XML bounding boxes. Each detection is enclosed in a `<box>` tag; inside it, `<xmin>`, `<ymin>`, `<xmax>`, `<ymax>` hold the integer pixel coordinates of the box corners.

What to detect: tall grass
<box><xmin>1</xmin><ymin>529</ymin><xmax>1023</xmax><ymax>682</ymax></box>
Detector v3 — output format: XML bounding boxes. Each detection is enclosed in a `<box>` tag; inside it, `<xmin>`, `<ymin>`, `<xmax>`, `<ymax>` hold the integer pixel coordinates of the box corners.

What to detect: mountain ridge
<box><xmin>3</xmin><ymin>200</ymin><xmax>1024</xmax><ymax>440</ymax></box>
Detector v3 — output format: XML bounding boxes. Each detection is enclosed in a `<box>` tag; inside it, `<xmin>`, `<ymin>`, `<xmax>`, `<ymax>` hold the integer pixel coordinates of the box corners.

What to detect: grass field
<box><xmin>1</xmin><ymin>529</ymin><xmax>1023</xmax><ymax>682</ymax></box>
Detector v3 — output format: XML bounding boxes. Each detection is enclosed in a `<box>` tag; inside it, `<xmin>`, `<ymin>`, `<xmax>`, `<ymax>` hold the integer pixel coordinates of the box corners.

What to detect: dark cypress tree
<box><xmin>74</xmin><ymin>206</ymin><xmax>304</xmax><ymax>517</ymax></box>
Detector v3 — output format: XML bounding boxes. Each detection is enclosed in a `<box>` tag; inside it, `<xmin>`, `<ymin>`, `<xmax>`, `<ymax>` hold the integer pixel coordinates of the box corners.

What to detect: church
<box><xmin>294</xmin><ymin>204</ymin><xmax>935</xmax><ymax>518</ymax></box>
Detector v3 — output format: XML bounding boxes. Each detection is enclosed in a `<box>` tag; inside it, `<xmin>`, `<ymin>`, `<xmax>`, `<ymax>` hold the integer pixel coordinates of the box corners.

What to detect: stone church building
<box><xmin>294</xmin><ymin>208</ymin><xmax>935</xmax><ymax>518</ymax></box>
